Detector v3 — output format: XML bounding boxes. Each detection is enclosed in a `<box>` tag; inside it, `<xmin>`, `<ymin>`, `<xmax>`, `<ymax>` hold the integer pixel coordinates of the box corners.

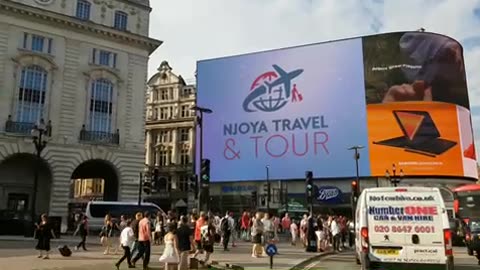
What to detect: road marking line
<box><xmin>304</xmin><ymin>262</ymin><xmax>318</xmax><ymax>270</ymax></box>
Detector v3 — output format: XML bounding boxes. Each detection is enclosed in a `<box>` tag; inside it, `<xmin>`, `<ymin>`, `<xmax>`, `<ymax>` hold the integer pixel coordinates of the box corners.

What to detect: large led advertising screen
<box><xmin>196</xmin><ymin>31</ymin><xmax>477</xmax><ymax>182</ymax></box>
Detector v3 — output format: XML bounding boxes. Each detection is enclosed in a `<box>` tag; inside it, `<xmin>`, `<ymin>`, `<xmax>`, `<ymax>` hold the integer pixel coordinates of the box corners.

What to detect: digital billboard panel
<box><xmin>196</xmin><ymin>31</ymin><xmax>477</xmax><ymax>182</ymax></box>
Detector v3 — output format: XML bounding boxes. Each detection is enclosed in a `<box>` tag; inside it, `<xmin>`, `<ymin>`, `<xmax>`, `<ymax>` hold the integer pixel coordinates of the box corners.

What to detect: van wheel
<box><xmin>468</xmin><ymin>248</ymin><xmax>473</xmax><ymax>256</ymax></box>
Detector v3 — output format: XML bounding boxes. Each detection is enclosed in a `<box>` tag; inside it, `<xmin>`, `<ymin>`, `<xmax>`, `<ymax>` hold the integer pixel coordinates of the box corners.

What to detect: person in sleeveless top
<box><xmin>159</xmin><ymin>223</ymin><xmax>179</xmax><ymax>270</ymax></box>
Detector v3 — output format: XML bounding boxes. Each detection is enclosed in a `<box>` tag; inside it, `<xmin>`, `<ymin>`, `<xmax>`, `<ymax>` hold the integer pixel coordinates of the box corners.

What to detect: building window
<box><xmin>76</xmin><ymin>0</ymin><xmax>91</xmax><ymax>20</ymax></box>
<box><xmin>182</xmin><ymin>87</ymin><xmax>193</xmax><ymax>97</ymax></box>
<box><xmin>178</xmin><ymin>175</ymin><xmax>189</xmax><ymax>192</ymax></box>
<box><xmin>114</xmin><ymin>11</ymin><xmax>128</xmax><ymax>30</ymax></box>
<box><xmin>22</xmin><ymin>33</ymin><xmax>53</xmax><ymax>54</ymax></box>
<box><xmin>180</xmin><ymin>105</ymin><xmax>190</xmax><ymax>118</ymax></box>
<box><xmin>161</xmin><ymin>89</ymin><xmax>168</xmax><ymax>100</ymax></box>
<box><xmin>89</xmin><ymin>79</ymin><xmax>114</xmax><ymax>132</ymax></box>
<box><xmin>180</xmin><ymin>148</ymin><xmax>189</xmax><ymax>165</ymax></box>
<box><xmin>179</xmin><ymin>128</ymin><xmax>189</xmax><ymax>142</ymax></box>
<box><xmin>159</xmin><ymin>108</ymin><xmax>168</xmax><ymax>120</ymax></box>
<box><xmin>158</xmin><ymin>130</ymin><xmax>171</xmax><ymax>143</ymax></box>
<box><xmin>31</xmin><ymin>35</ymin><xmax>44</xmax><ymax>52</ymax></box>
<box><xmin>16</xmin><ymin>65</ymin><xmax>48</xmax><ymax>123</ymax></box>
<box><xmin>72</xmin><ymin>178</ymin><xmax>105</xmax><ymax>199</ymax></box>
<box><xmin>159</xmin><ymin>149</ymin><xmax>172</xmax><ymax>166</ymax></box>
<box><xmin>91</xmin><ymin>49</ymin><xmax>117</xmax><ymax>68</ymax></box>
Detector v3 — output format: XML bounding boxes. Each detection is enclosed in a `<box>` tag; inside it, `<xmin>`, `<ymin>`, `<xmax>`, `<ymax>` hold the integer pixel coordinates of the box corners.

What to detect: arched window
<box><xmin>76</xmin><ymin>0</ymin><xmax>91</xmax><ymax>20</ymax></box>
<box><xmin>16</xmin><ymin>65</ymin><xmax>48</xmax><ymax>123</ymax></box>
<box><xmin>114</xmin><ymin>11</ymin><xmax>128</xmax><ymax>30</ymax></box>
<box><xmin>89</xmin><ymin>79</ymin><xmax>114</xmax><ymax>133</ymax></box>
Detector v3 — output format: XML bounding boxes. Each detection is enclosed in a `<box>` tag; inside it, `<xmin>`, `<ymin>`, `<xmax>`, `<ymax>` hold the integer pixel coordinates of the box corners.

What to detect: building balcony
<box><xmin>79</xmin><ymin>125</ymin><xmax>119</xmax><ymax>145</ymax></box>
<box><xmin>4</xmin><ymin>115</ymin><xmax>52</xmax><ymax>136</ymax></box>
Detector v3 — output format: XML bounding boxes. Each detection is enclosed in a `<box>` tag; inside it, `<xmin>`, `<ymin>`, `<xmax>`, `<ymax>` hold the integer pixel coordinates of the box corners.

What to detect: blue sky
<box><xmin>148</xmin><ymin>0</ymin><xmax>480</xmax><ymax>158</ymax></box>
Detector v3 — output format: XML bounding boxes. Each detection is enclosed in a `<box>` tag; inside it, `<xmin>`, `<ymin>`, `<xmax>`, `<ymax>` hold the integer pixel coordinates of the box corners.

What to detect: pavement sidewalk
<box><xmin>0</xmin><ymin>234</ymin><xmax>103</xmax><ymax>246</ymax></box>
<box><xmin>0</xmin><ymin>240</ymin><xmax>331</xmax><ymax>270</ymax></box>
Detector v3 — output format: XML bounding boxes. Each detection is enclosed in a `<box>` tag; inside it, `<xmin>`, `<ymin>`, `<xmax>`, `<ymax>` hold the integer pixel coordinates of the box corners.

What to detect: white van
<box><xmin>355</xmin><ymin>187</ymin><xmax>454</xmax><ymax>270</ymax></box>
<box><xmin>85</xmin><ymin>201</ymin><xmax>165</xmax><ymax>231</ymax></box>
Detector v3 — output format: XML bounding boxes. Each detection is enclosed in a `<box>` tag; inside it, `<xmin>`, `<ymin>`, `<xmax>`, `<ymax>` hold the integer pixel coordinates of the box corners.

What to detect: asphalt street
<box><xmin>0</xmin><ymin>238</ymin><xmax>326</xmax><ymax>270</ymax></box>
<box><xmin>302</xmin><ymin>248</ymin><xmax>479</xmax><ymax>270</ymax></box>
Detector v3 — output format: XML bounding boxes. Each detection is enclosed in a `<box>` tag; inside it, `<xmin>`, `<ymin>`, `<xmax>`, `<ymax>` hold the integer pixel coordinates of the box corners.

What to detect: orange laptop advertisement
<box><xmin>367</xmin><ymin>101</ymin><xmax>463</xmax><ymax>177</ymax></box>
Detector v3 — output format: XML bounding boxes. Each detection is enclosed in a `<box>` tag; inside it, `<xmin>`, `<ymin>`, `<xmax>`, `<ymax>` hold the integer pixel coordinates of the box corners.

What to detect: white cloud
<box><xmin>147</xmin><ymin>0</ymin><xmax>480</xmax><ymax>158</ymax></box>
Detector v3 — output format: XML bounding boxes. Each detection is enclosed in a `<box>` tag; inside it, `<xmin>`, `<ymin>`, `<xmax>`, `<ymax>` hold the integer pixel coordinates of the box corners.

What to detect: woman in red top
<box><xmin>192</xmin><ymin>212</ymin><xmax>206</xmax><ymax>259</ymax></box>
<box><xmin>240</xmin><ymin>212</ymin><xmax>250</xmax><ymax>241</ymax></box>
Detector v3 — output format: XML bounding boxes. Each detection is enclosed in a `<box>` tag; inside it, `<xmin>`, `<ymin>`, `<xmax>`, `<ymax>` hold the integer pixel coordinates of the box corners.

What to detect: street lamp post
<box><xmin>348</xmin><ymin>145</ymin><xmax>364</xmax><ymax>231</ymax></box>
<box><xmin>385</xmin><ymin>164</ymin><xmax>404</xmax><ymax>187</ymax></box>
<box><xmin>266</xmin><ymin>165</ymin><xmax>270</xmax><ymax>214</ymax></box>
<box><xmin>31</xmin><ymin>121</ymin><xmax>48</xmax><ymax>223</ymax></box>
<box><xmin>191</xmin><ymin>105</ymin><xmax>212</xmax><ymax>212</ymax></box>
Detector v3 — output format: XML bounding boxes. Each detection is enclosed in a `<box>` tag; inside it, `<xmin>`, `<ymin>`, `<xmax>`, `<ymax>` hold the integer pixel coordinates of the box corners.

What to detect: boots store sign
<box><xmin>316</xmin><ymin>186</ymin><xmax>343</xmax><ymax>203</ymax></box>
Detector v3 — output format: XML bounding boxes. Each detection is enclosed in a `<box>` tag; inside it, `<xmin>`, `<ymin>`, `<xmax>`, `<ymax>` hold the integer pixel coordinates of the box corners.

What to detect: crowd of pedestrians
<box><xmin>38</xmin><ymin>210</ymin><xmax>354</xmax><ymax>270</ymax></box>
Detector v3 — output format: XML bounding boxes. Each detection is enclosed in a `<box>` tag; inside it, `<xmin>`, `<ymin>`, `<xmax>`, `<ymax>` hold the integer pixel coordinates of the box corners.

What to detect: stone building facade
<box><xmin>145</xmin><ymin>61</ymin><xmax>195</xmax><ymax>212</ymax></box>
<box><xmin>0</xmin><ymin>0</ymin><xmax>161</xmax><ymax>231</ymax></box>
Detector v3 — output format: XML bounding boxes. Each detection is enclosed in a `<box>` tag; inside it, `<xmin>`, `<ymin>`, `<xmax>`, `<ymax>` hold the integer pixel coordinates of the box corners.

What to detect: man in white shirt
<box><xmin>220</xmin><ymin>212</ymin><xmax>235</xmax><ymax>251</ymax></box>
<box><xmin>330</xmin><ymin>217</ymin><xmax>341</xmax><ymax>252</ymax></box>
<box><xmin>262</xmin><ymin>213</ymin><xmax>274</xmax><ymax>243</ymax></box>
<box><xmin>115</xmin><ymin>221</ymin><xmax>135</xmax><ymax>269</ymax></box>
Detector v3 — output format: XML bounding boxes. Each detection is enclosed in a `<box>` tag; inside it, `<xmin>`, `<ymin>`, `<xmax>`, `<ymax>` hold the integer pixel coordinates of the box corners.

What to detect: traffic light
<box><xmin>200</xmin><ymin>159</ymin><xmax>211</xmax><ymax>184</ymax></box>
<box><xmin>143</xmin><ymin>179</ymin><xmax>151</xmax><ymax>195</ymax></box>
<box><xmin>306</xmin><ymin>171</ymin><xmax>313</xmax><ymax>203</ymax></box>
<box><xmin>189</xmin><ymin>175</ymin><xmax>198</xmax><ymax>194</ymax></box>
<box><xmin>251</xmin><ymin>191</ymin><xmax>258</xmax><ymax>207</ymax></box>
<box><xmin>263</xmin><ymin>183</ymin><xmax>268</xmax><ymax>194</ymax></box>
<box><xmin>151</xmin><ymin>168</ymin><xmax>160</xmax><ymax>193</ymax></box>
<box><xmin>351</xmin><ymin>180</ymin><xmax>359</xmax><ymax>197</ymax></box>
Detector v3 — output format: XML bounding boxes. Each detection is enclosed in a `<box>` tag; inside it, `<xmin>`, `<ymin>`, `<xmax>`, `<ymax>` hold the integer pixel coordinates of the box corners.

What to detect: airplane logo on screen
<box><xmin>242</xmin><ymin>65</ymin><xmax>304</xmax><ymax>113</ymax></box>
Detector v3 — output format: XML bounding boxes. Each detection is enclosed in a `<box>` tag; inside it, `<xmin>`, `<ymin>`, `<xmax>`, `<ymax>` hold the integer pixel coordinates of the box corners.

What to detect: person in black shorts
<box><xmin>251</xmin><ymin>212</ymin><xmax>264</xmax><ymax>258</ymax></box>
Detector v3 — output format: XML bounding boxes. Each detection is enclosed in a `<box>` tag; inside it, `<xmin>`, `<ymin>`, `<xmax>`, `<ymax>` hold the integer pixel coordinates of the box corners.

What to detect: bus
<box><xmin>453</xmin><ymin>184</ymin><xmax>480</xmax><ymax>223</ymax></box>
<box><xmin>85</xmin><ymin>201</ymin><xmax>166</xmax><ymax>231</ymax></box>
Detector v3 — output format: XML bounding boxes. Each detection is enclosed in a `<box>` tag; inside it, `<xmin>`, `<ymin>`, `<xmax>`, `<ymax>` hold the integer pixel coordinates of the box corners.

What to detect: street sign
<box><xmin>265</xmin><ymin>243</ymin><xmax>277</xmax><ymax>269</ymax></box>
<box><xmin>266</xmin><ymin>243</ymin><xmax>277</xmax><ymax>256</ymax></box>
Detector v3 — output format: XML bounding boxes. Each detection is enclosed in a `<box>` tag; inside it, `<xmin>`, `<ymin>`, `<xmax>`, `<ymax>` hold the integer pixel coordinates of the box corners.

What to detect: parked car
<box><xmin>450</xmin><ymin>218</ymin><xmax>468</xmax><ymax>246</ymax></box>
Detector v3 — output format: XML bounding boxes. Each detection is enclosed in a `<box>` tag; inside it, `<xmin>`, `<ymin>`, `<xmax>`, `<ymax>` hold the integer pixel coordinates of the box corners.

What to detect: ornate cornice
<box><xmin>0</xmin><ymin>0</ymin><xmax>162</xmax><ymax>54</ymax></box>
<box><xmin>93</xmin><ymin>0</ymin><xmax>151</xmax><ymax>11</ymax></box>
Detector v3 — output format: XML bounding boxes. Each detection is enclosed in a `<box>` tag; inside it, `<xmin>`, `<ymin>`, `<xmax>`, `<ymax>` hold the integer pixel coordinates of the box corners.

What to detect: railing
<box><xmin>5</xmin><ymin>121</ymin><xmax>35</xmax><ymax>135</ymax></box>
<box><xmin>79</xmin><ymin>127</ymin><xmax>120</xmax><ymax>145</ymax></box>
<box><xmin>5</xmin><ymin>115</ymin><xmax>52</xmax><ymax>136</ymax></box>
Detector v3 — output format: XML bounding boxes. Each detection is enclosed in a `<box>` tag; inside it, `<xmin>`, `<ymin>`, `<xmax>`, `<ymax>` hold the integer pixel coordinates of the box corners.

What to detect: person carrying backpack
<box><xmin>220</xmin><ymin>212</ymin><xmax>233</xmax><ymax>251</ymax></box>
